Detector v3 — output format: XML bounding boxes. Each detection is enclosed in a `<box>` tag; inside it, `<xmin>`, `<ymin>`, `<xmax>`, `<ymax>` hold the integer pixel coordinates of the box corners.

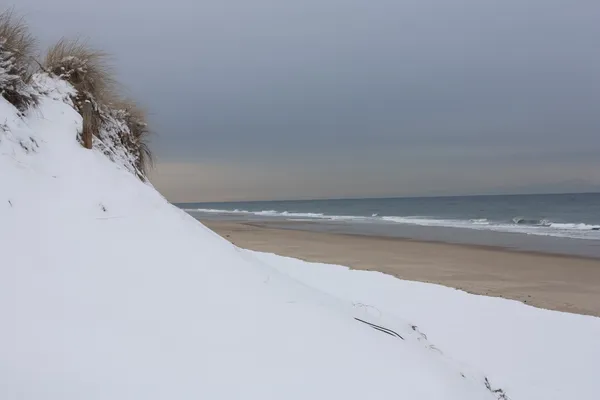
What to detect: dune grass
<box><xmin>1</xmin><ymin>9</ymin><xmax>154</xmax><ymax>178</ymax></box>
<box><xmin>44</xmin><ymin>38</ymin><xmax>115</xmax><ymax>105</ymax></box>
<box><xmin>0</xmin><ymin>9</ymin><xmax>38</xmax><ymax>110</ymax></box>
<box><xmin>43</xmin><ymin>37</ymin><xmax>153</xmax><ymax>177</ymax></box>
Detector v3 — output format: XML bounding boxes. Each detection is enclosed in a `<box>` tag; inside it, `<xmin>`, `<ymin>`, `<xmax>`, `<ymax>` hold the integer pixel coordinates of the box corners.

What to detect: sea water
<box><xmin>178</xmin><ymin>193</ymin><xmax>600</xmax><ymax>257</ymax></box>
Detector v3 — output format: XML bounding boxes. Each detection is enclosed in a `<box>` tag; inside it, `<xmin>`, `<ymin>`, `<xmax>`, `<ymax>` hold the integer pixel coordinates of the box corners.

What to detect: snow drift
<box><xmin>258</xmin><ymin>252</ymin><xmax>600</xmax><ymax>400</ymax></box>
<box><xmin>1</xmin><ymin>74</ymin><xmax>599</xmax><ymax>399</ymax></box>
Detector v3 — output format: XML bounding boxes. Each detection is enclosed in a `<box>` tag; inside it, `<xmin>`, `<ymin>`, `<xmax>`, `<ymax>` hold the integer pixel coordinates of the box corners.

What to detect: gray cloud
<box><xmin>13</xmin><ymin>0</ymin><xmax>600</xmax><ymax>200</ymax></box>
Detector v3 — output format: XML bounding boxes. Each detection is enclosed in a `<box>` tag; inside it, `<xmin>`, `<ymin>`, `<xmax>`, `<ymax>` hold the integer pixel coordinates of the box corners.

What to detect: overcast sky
<box><xmin>14</xmin><ymin>0</ymin><xmax>600</xmax><ymax>201</ymax></box>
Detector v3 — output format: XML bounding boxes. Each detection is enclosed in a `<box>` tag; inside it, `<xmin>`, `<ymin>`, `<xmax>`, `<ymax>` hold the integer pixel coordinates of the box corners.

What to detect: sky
<box><xmin>13</xmin><ymin>0</ymin><xmax>600</xmax><ymax>201</ymax></box>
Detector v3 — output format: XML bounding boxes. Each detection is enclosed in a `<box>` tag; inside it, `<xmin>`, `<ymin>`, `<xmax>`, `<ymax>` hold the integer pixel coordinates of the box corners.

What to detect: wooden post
<box><xmin>82</xmin><ymin>102</ymin><xmax>93</xmax><ymax>149</ymax></box>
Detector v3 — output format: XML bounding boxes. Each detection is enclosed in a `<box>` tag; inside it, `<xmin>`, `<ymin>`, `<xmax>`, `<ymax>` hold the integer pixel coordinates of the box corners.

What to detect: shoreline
<box><xmin>203</xmin><ymin>220</ymin><xmax>600</xmax><ymax>317</ymax></box>
<box><xmin>191</xmin><ymin>213</ymin><xmax>600</xmax><ymax>259</ymax></box>
<box><xmin>245</xmin><ymin>220</ymin><xmax>600</xmax><ymax>261</ymax></box>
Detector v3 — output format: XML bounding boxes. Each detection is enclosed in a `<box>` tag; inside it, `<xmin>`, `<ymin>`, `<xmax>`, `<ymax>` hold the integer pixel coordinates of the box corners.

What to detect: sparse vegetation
<box><xmin>0</xmin><ymin>9</ymin><xmax>154</xmax><ymax>179</ymax></box>
<box><xmin>112</xmin><ymin>98</ymin><xmax>153</xmax><ymax>175</ymax></box>
<box><xmin>43</xmin><ymin>38</ymin><xmax>153</xmax><ymax>177</ymax></box>
<box><xmin>44</xmin><ymin>38</ymin><xmax>115</xmax><ymax>106</ymax></box>
<box><xmin>0</xmin><ymin>9</ymin><xmax>38</xmax><ymax>110</ymax></box>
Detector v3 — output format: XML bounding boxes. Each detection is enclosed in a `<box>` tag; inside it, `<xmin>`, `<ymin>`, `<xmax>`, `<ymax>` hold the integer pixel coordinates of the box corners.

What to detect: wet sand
<box><xmin>203</xmin><ymin>220</ymin><xmax>600</xmax><ymax>317</ymax></box>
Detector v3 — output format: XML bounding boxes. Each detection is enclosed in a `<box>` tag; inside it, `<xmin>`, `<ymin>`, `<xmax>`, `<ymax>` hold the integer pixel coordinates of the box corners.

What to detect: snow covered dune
<box><xmin>1</xmin><ymin>75</ymin><xmax>598</xmax><ymax>399</ymax></box>
<box><xmin>0</xmin><ymin>75</ymin><xmax>494</xmax><ymax>399</ymax></box>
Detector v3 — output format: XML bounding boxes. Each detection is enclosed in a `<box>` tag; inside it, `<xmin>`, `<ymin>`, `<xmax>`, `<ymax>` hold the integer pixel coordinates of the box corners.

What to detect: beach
<box><xmin>204</xmin><ymin>220</ymin><xmax>600</xmax><ymax>317</ymax></box>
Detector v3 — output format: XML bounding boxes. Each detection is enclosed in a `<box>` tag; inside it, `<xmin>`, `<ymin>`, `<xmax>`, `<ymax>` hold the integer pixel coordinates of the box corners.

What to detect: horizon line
<box><xmin>173</xmin><ymin>190</ymin><xmax>600</xmax><ymax>204</ymax></box>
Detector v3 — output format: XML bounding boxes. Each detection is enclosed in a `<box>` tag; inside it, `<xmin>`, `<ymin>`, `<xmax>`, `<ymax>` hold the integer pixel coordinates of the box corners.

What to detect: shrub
<box><xmin>0</xmin><ymin>9</ymin><xmax>38</xmax><ymax>110</ymax></box>
<box><xmin>44</xmin><ymin>38</ymin><xmax>115</xmax><ymax>107</ymax></box>
<box><xmin>112</xmin><ymin>99</ymin><xmax>153</xmax><ymax>176</ymax></box>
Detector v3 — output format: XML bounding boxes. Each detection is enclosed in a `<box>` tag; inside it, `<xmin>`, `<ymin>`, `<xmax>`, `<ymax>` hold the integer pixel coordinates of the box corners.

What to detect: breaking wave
<box><xmin>510</xmin><ymin>217</ymin><xmax>600</xmax><ymax>231</ymax></box>
<box><xmin>512</xmin><ymin>217</ymin><xmax>550</xmax><ymax>226</ymax></box>
<box><xmin>183</xmin><ymin>208</ymin><xmax>329</xmax><ymax>219</ymax></box>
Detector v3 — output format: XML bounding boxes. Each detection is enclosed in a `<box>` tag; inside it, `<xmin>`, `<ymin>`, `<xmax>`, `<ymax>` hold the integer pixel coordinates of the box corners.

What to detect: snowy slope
<box><xmin>258</xmin><ymin>252</ymin><xmax>600</xmax><ymax>400</ymax></box>
<box><xmin>0</xmin><ymin>75</ymin><xmax>500</xmax><ymax>399</ymax></box>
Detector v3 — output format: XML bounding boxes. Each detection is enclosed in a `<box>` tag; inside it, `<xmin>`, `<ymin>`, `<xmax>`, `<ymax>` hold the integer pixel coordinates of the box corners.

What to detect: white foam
<box><xmin>548</xmin><ymin>222</ymin><xmax>600</xmax><ymax>230</ymax></box>
<box><xmin>184</xmin><ymin>208</ymin><xmax>250</xmax><ymax>214</ymax></box>
<box><xmin>189</xmin><ymin>208</ymin><xmax>343</xmax><ymax>220</ymax></box>
<box><xmin>256</xmin><ymin>211</ymin><xmax>326</xmax><ymax>218</ymax></box>
<box><xmin>380</xmin><ymin>216</ymin><xmax>600</xmax><ymax>240</ymax></box>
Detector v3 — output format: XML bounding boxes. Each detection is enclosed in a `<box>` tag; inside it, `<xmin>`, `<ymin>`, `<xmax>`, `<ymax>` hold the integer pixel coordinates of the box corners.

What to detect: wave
<box><xmin>510</xmin><ymin>217</ymin><xmax>600</xmax><ymax>231</ymax></box>
<box><xmin>548</xmin><ymin>222</ymin><xmax>600</xmax><ymax>231</ymax></box>
<box><xmin>183</xmin><ymin>208</ymin><xmax>600</xmax><ymax>239</ymax></box>
<box><xmin>512</xmin><ymin>217</ymin><xmax>551</xmax><ymax>226</ymax></box>
<box><xmin>255</xmin><ymin>210</ymin><xmax>327</xmax><ymax>218</ymax></box>
<box><xmin>182</xmin><ymin>208</ymin><xmax>248</xmax><ymax>214</ymax></box>
<box><xmin>381</xmin><ymin>216</ymin><xmax>600</xmax><ymax>238</ymax></box>
<box><xmin>185</xmin><ymin>208</ymin><xmax>332</xmax><ymax>219</ymax></box>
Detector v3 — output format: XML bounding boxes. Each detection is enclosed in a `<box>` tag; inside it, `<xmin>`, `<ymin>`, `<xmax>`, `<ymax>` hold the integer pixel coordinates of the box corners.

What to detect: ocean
<box><xmin>178</xmin><ymin>193</ymin><xmax>600</xmax><ymax>257</ymax></box>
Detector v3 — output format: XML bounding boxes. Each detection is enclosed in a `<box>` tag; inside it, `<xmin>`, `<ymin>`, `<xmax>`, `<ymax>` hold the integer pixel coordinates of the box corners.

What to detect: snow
<box><xmin>257</xmin><ymin>252</ymin><xmax>600</xmax><ymax>400</ymax></box>
<box><xmin>0</xmin><ymin>41</ymin><xmax>39</xmax><ymax>110</ymax></box>
<box><xmin>1</xmin><ymin>74</ymin><xmax>598</xmax><ymax>399</ymax></box>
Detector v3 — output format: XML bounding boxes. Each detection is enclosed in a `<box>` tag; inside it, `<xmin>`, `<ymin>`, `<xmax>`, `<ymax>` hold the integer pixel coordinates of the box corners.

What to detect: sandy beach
<box><xmin>204</xmin><ymin>220</ymin><xmax>600</xmax><ymax>317</ymax></box>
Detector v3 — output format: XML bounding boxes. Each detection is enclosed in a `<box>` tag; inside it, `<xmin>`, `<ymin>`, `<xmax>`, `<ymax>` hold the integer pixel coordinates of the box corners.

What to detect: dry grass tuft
<box><xmin>44</xmin><ymin>38</ymin><xmax>115</xmax><ymax>105</ymax></box>
<box><xmin>0</xmin><ymin>9</ymin><xmax>35</xmax><ymax>64</ymax></box>
<box><xmin>0</xmin><ymin>21</ymin><xmax>156</xmax><ymax>179</ymax></box>
<box><xmin>0</xmin><ymin>9</ymin><xmax>38</xmax><ymax>110</ymax></box>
